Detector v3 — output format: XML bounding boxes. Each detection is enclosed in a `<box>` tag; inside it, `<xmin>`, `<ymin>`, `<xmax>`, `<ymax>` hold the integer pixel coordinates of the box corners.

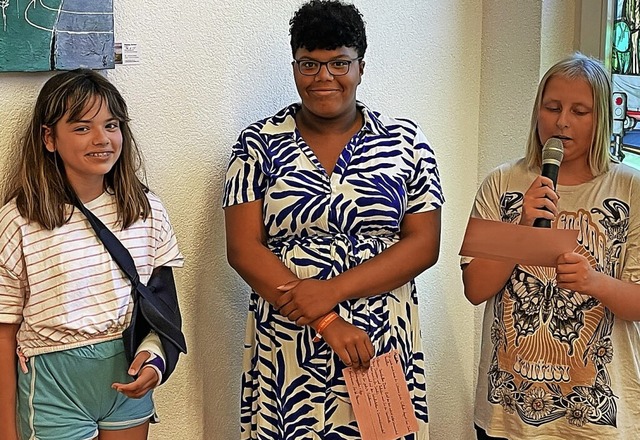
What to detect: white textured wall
<box><xmin>0</xmin><ymin>1</ymin><xmax>577</xmax><ymax>439</ymax></box>
<box><xmin>541</xmin><ymin>0</ymin><xmax>577</xmax><ymax>73</ymax></box>
<box><xmin>478</xmin><ymin>0</ymin><xmax>543</xmax><ymax>179</ymax></box>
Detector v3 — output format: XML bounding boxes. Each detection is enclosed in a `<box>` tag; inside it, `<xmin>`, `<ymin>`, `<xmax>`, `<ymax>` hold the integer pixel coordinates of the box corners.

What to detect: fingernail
<box><xmin>128</xmin><ymin>369</ymin><xmax>135</xmax><ymax>375</ymax></box>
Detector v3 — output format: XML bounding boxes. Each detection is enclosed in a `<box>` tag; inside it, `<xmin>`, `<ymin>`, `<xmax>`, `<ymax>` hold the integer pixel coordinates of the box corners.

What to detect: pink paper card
<box><xmin>343</xmin><ymin>350</ymin><xmax>418</xmax><ymax>440</ymax></box>
<box><xmin>459</xmin><ymin>217</ymin><xmax>579</xmax><ymax>267</ymax></box>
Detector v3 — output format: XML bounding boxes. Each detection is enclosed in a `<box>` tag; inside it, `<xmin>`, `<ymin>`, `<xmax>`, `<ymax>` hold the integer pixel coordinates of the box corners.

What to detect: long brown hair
<box><xmin>3</xmin><ymin>69</ymin><xmax>150</xmax><ymax>229</ymax></box>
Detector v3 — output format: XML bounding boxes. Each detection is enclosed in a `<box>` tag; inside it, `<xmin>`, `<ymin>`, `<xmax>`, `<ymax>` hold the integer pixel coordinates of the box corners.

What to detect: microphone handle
<box><xmin>532</xmin><ymin>163</ymin><xmax>559</xmax><ymax>228</ymax></box>
<box><xmin>533</xmin><ymin>217</ymin><xmax>551</xmax><ymax>228</ymax></box>
<box><xmin>540</xmin><ymin>163</ymin><xmax>560</xmax><ymax>186</ymax></box>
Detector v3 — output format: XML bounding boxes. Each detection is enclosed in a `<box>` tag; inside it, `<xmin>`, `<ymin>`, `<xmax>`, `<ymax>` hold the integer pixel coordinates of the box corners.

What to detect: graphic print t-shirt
<box><xmin>463</xmin><ymin>159</ymin><xmax>640</xmax><ymax>439</ymax></box>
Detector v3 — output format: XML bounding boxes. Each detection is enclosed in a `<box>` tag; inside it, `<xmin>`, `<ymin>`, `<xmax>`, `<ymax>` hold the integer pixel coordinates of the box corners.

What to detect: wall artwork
<box><xmin>0</xmin><ymin>0</ymin><xmax>114</xmax><ymax>72</ymax></box>
<box><xmin>611</xmin><ymin>0</ymin><xmax>640</xmax><ymax>164</ymax></box>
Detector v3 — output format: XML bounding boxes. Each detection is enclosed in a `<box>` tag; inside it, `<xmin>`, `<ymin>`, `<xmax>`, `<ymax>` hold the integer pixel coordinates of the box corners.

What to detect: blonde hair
<box><xmin>3</xmin><ymin>69</ymin><xmax>150</xmax><ymax>229</ymax></box>
<box><xmin>524</xmin><ymin>53</ymin><xmax>613</xmax><ymax>175</ymax></box>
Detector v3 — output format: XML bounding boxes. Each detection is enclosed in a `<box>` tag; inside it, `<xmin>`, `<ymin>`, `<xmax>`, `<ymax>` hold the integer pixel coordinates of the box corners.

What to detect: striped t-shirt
<box><xmin>0</xmin><ymin>191</ymin><xmax>183</xmax><ymax>357</ymax></box>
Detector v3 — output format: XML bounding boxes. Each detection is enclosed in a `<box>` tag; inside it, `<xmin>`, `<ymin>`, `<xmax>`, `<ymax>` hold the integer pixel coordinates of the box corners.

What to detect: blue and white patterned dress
<box><xmin>223</xmin><ymin>102</ymin><xmax>444</xmax><ymax>440</ymax></box>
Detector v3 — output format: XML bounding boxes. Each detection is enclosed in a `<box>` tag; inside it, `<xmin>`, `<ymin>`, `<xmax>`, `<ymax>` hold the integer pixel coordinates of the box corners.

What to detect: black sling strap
<box><xmin>74</xmin><ymin>201</ymin><xmax>186</xmax><ymax>382</ymax></box>
<box><xmin>75</xmin><ymin>202</ymin><xmax>142</xmax><ymax>287</ymax></box>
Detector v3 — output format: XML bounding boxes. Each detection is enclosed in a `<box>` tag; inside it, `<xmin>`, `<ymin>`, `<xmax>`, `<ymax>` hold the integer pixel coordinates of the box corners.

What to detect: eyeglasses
<box><xmin>292</xmin><ymin>58</ymin><xmax>362</xmax><ymax>76</ymax></box>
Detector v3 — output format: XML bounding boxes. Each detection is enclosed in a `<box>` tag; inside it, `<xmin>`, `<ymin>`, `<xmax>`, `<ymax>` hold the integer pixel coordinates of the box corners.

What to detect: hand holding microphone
<box><xmin>519</xmin><ymin>138</ymin><xmax>564</xmax><ymax>227</ymax></box>
<box><xmin>532</xmin><ymin>138</ymin><xmax>564</xmax><ymax>227</ymax></box>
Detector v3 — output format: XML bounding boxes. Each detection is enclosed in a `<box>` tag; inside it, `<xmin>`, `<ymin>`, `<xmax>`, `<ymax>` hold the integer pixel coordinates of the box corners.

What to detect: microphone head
<box><xmin>541</xmin><ymin>137</ymin><xmax>564</xmax><ymax>167</ymax></box>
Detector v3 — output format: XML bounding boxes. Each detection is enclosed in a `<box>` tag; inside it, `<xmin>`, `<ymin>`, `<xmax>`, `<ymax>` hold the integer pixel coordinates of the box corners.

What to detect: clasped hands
<box><xmin>274</xmin><ymin>278</ymin><xmax>340</xmax><ymax>325</ymax></box>
<box><xmin>275</xmin><ymin>278</ymin><xmax>374</xmax><ymax>368</ymax></box>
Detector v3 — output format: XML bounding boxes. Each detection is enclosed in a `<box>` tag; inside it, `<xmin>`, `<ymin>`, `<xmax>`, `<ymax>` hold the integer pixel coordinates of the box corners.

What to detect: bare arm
<box><xmin>0</xmin><ymin>323</ymin><xmax>19</xmax><ymax>440</ymax></box>
<box><xmin>588</xmin><ymin>277</ymin><xmax>640</xmax><ymax>321</ymax></box>
<box><xmin>276</xmin><ymin>208</ymin><xmax>441</xmax><ymax>324</ymax></box>
<box><xmin>224</xmin><ymin>199</ymin><xmax>299</xmax><ymax>306</ymax></box>
<box><xmin>462</xmin><ymin>175</ymin><xmax>557</xmax><ymax>305</ymax></box>
<box><xmin>461</xmin><ymin>259</ymin><xmax>515</xmax><ymax>305</ymax></box>
<box><xmin>224</xmin><ymin>199</ymin><xmax>375</xmax><ymax>368</ymax></box>
<box><xmin>557</xmin><ymin>252</ymin><xmax>640</xmax><ymax>321</ymax></box>
<box><xmin>332</xmin><ymin>208</ymin><xmax>441</xmax><ymax>300</ymax></box>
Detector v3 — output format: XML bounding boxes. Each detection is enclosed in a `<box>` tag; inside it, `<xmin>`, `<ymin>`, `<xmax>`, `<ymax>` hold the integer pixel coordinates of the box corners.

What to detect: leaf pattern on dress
<box><xmin>224</xmin><ymin>102</ymin><xmax>442</xmax><ymax>439</ymax></box>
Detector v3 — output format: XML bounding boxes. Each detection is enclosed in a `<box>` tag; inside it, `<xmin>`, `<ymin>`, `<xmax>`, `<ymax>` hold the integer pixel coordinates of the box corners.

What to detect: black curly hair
<box><xmin>289</xmin><ymin>0</ymin><xmax>367</xmax><ymax>58</ymax></box>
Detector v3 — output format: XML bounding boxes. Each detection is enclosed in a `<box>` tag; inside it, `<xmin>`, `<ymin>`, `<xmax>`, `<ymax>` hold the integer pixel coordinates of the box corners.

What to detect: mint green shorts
<box><xmin>17</xmin><ymin>339</ymin><xmax>154</xmax><ymax>440</ymax></box>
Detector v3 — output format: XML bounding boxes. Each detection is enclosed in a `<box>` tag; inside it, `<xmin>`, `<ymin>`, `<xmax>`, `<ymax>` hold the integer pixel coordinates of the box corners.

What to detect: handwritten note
<box><xmin>459</xmin><ymin>217</ymin><xmax>579</xmax><ymax>267</ymax></box>
<box><xmin>343</xmin><ymin>350</ymin><xmax>418</xmax><ymax>440</ymax></box>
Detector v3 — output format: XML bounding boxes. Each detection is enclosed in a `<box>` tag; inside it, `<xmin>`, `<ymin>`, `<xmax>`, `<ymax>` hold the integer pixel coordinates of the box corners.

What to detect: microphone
<box><xmin>532</xmin><ymin>137</ymin><xmax>564</xmax><ymax>228</ymax></box>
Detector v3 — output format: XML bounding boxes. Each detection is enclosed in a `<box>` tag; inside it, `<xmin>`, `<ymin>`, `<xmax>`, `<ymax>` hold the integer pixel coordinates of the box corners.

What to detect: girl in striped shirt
<box><xmin>0</xmin><ymin>69</ymin><xmax>183</xmax><ymax>440</ymax></box>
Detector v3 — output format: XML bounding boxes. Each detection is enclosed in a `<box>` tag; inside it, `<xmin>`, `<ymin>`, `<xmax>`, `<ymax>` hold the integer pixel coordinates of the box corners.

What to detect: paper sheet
<box><xmin>459</xmin><ymin>217</ymin><xmax>579</xmax><ymax>267</ymax></box>
<box><xmin>343</xmin><ymin>350</ymin><xmax>418</xmax><ymax>440</ymax></box>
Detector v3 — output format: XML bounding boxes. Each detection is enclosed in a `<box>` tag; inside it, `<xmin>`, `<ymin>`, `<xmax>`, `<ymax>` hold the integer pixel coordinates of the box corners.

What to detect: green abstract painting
<box><xmin>0</xmin><ymin>0</ymin><xmax>114</xmax><ymax>72</ymax></box>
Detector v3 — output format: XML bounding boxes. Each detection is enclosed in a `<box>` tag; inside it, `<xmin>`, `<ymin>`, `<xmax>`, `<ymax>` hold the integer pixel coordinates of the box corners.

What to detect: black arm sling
<box><xmin>75</xmin><ymin>201</ymin><xmax>187</xmax><ymax>383</ymax></box>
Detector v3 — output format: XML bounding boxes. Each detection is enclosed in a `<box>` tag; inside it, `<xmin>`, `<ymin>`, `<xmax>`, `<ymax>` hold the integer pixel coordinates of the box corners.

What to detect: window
<box><xmin>608</xmin><ymin>0</ymin><xmax>640</xmax><ymax>168</ymax></box>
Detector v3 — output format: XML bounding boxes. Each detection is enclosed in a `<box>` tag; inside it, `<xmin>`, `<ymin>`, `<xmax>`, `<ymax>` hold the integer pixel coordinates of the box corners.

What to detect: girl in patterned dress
<box><xmin>223</xmin><ymin>1</ymin><xmax>444</xmax><ymax>439</ymax></box>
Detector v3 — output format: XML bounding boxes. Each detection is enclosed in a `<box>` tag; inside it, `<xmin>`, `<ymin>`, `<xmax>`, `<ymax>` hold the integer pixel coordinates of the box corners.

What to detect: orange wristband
<box><xmin>313</xmin><ymin>312</ymin><xmax>339</xmax><ymax>342</ymax></box>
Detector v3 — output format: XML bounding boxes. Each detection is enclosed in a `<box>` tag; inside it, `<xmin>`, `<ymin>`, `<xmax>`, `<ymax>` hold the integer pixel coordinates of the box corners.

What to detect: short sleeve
<box><xmin>0</xmin><ymin>209</ymin><xmax>27</xmax><ymax>324</ymax></box>
<box><xmin>0</xmin><ymin>266</ymin><xmax>25</xmax><ymax>324</ymax></box>
<box><xmin>152</xmin><ymin>199</ymin><xmax>184</xmax><ymax>269</ymax></box>
<box><xmin>622</xmin><ymin>251</ymin><xmax>640</xmax><ymax>284</ymax></box>
<box><xmin>620</xmin><ymin>173</ymin><xmax>640</xmax><ymax>284</ymax></box>
<box><xmin>223</xmin><ymin>129</ymin><xmax>267</xmax><ymax>207</ymax></box>
<box><xmin>460</xmin><ymin>167</ymin><xmax>505</xmax><ymax>266</ymax></box>
<box><xmin>406</xmin><ymin>126</ymin><xmax>445</xmax><ymax>214</ymax></box>
<box><xmin>469</xmin><ymin>168</ymin><xmax>505</xmax><ymax>222</ymax></box>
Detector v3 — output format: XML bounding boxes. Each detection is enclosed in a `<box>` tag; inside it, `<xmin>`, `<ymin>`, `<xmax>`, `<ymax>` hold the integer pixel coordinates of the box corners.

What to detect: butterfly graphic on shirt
<box><xmin>564</xmin><ymin>367</ymin><xmax>618</xmax><ymax>426</ymax></box>
<box><xmin>572</xmin><ymin>378</ymin><xmax>615</xmax><ymax>408</ymax></box>
<box><xmin>506</xmin><ymin>266</ymin><xmax>599</xmax><ymax>356</ymax></box>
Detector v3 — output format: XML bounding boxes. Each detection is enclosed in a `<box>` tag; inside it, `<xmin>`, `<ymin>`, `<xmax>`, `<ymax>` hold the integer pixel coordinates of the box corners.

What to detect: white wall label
<box><xmin>114</xmin><ymin>42</ymin><xmax>140</xmax><ymax>65</ymax></box>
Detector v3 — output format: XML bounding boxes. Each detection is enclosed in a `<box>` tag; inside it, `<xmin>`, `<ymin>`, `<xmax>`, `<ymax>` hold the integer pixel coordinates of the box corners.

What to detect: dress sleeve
<box><xmin>406</xmin><ymin>126</ymin><xmax>444</xmax><ymax>214</ymax></box>
<box><xmin>223</xmin><ymin>129</ymin><xmax>267</xmax><ymax>207</ymax></box>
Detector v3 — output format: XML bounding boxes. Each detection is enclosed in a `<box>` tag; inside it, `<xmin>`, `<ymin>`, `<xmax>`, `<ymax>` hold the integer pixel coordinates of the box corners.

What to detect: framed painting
<box><xmin>0</xmin><ymin>0</ymin><xmax>114</xmax><ymax>72</ymax></box>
